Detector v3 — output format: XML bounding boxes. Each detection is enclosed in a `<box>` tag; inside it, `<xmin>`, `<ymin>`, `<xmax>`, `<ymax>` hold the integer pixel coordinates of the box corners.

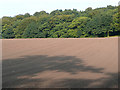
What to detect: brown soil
<box><xmin>2</xmin><ymin>37</ymin><xmax>118</xmax><ymax>88</ymax></box>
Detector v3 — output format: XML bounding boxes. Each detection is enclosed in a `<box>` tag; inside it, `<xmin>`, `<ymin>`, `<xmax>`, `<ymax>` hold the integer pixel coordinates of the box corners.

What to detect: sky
<box><xmin>0</xmin><ymin>0</ymin><xmax>120</xmax><ymax>18</ymax></box>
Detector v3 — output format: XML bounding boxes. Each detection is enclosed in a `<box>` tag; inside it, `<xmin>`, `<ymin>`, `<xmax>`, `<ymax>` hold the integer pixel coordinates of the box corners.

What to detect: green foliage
<box><xmin>85</xmin><ymin>13</ymin><xmax>113</xmax><ymax>37</ymax></box>
<box><xmin>24</xmin><ymin>13</ymin><xmax>31</xmax><ymax>18</ymax></box>
<box><xmin>33</xmin><ymin>11</ymin><xmax>49</xmax><ymax>17</ymax></box>
<box><xmin>112</xmin><ymin>12</ymin><xmax>120</xmax><ymax>31</ymax></box>
<box><xmin>2</xmin><ymin>24</ymin><xmax>15</xmax><ymax>38</ymax></box>
<box><xmin>0</xmin><ymin>18</ymin><xmax>2</xmax><ymax>38</ymax></box>
<box><xmin>2</xmin><ymin>5</ymin><xmax>120</xmax><ymax>38</ymax></box>
<box><xmin>14</xmin><ymin>16</ymin><xmax>37</xmax><ymax>38</ymax></box>
<box><xmin>23</xmin><ymin>22</ymin><xmax>42</xmax><ymax>38</ymax></box>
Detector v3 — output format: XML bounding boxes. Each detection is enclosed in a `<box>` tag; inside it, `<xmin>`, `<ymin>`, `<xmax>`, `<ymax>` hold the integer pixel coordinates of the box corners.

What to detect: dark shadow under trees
<box><xmin>2</xmin><ymin>55</ymin><xmax>118</xmax><ymax>88</ymax></box>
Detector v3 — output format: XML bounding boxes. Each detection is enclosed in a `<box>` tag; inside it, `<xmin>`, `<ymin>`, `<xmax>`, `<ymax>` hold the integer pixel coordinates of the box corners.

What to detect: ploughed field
<box><xmin>2</xmin><ymin>37</ymin><xmax>118</xmax><ymax>88</ymax></box>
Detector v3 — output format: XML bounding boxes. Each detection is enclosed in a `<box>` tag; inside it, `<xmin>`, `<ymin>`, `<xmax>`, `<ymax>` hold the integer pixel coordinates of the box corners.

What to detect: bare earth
<box><xmin>2</xmin><ymin>37</ymin><xmax>118</xmax><ymax>88</ymax></box>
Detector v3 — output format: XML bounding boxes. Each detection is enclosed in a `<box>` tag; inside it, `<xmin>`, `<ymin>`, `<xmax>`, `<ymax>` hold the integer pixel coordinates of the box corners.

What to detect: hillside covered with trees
<box><xmin>1</xmin><ymin>5</ymin><xmax>120</xmax><ymax>38</ymax></box>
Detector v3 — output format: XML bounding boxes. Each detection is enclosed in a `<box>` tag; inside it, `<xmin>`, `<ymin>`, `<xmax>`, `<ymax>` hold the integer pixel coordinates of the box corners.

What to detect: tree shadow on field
<box><xmin>49</xmin><ymin>73</ymin><xmax>118</xmax><ymax>88</ymax></box>
<box><xmin>2</xmin><ymin>55</ymin><xmax>118</xmax><ymax>88</ymax></box>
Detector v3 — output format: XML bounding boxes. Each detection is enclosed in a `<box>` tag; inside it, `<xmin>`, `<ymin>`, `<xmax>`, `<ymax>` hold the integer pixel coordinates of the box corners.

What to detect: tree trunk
<box><xmin>107</xmin><ymin>31</ymin><xmax>109</xmax><ymax>37</ymax></box>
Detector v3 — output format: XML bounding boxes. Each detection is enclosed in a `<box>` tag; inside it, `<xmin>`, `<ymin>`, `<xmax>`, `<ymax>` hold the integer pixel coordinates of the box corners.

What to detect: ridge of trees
<box><xmin>1</xmin><ymin>5</ymin><xmax>120</xmax><ymax>38</ymax></box>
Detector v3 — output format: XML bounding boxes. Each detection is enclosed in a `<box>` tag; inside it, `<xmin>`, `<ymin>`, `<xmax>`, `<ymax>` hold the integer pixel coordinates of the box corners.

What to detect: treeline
<box><xmin>1</xmin><ymin>5</ymin><xmax>120</xmax><ymax>38</ymax></box>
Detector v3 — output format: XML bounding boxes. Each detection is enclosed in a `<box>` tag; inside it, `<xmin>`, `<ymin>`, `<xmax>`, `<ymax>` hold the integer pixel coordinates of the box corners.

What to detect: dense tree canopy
<box><xmin>1</xmin><ymin>5</ymin><xmax>120</xmax><ymax>38</ymax></box>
